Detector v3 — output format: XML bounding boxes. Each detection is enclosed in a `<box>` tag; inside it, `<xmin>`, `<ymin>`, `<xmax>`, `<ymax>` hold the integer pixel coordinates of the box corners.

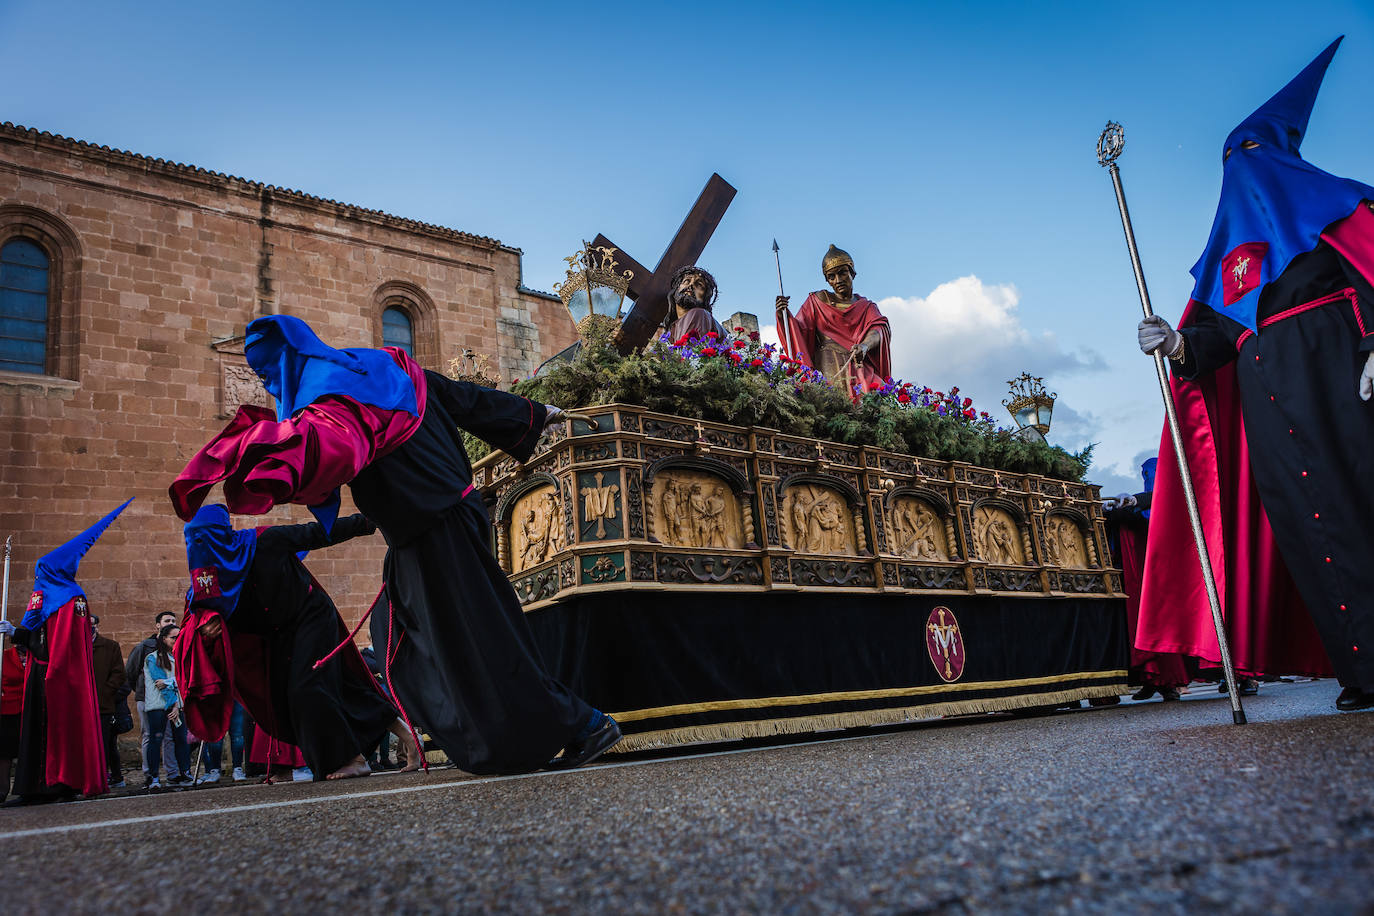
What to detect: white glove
<box><xmin>543</xmin><ymin>404</ymin><xmax>565</xmax><ymax>428</ymax></box>
<box><xmin>1138</xmin><ymin>315</ymin><xmax>1182</xmax><ymax>356</ymax></box>
<box><xmin>1361</xmin><ymin>352</ymin><xmax>1374</xmax><ymax>401</ymax></box>
<box><xmin>1102</xmin><ymin>493</ymin><xmax>1137</xmax><ymax>511</ymax></box>
<box><xmin>0</xmin><ymin>620</ymin><xmax>14</xmax><ymax>637</ymax></box>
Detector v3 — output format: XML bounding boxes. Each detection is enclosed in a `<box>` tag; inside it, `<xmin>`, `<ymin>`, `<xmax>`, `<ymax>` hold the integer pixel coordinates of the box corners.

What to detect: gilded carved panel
<box><xmin>782</xmin><ymin>483</ymin><xmax>857</xmax><ymax>556</ymax></box>
<box><xmin>1043</xmin><ymin>515</ymin><xmax>1089</xmax><ymax>569</ymax></box>
<box><xmin>888</xmin><ymin>497</ymin><xmax>948</xmax><ymax>561</ymax></box>
<box><xmin>510</xmin><ymin>485</ymin><xmax>565</xmax><ymax>574</ymax></box>
<box><xmin>651</xmin><ymin>471</ymin><xmax>743</xmax><ymax>550</ymax></box>
<box><xmin>973</xmin><ymin>506</ymin><xmax>1024</xmax><ymax>565</ymax></box>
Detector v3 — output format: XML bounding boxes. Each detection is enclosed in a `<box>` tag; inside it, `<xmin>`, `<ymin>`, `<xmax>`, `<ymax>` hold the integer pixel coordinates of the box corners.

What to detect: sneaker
<box><xmin>292</xmin><ymin>767</ymin><xmax>314</xmax><ymax>782</ymax></box>
<box><xmin>232</xmin><ymin>767</ymin><xmax>247</xmax><ymax>782</ymax></box>
<box><xmin>196</xmin><ymin>769</ymin><xmax>221</xmax><ymax>786</ymax></box>
<box><xmin>146</xmin><ymin>777</ymin><xmax>162</xmax><ymax>791</ymax></box>
<box><xmin>109</xmin><ymin>779</ymin><xmax>126</xmax><ymax>789</ymax></box>
<box><xmin>173</xmin><ymin>775</ymin><xmax>196</xmax><ymax>788</ymax></box>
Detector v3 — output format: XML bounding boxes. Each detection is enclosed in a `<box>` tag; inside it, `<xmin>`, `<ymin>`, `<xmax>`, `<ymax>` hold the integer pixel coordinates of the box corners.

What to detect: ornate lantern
<box><xmin>1003</xmin><ymin>372</ymin><xmax>1056</xmax><ymax>442</ymax></box>
<box><xmin>554</xmin><ymin>242</ymin><xmax>633</xmax><ymax>343</ymax></box>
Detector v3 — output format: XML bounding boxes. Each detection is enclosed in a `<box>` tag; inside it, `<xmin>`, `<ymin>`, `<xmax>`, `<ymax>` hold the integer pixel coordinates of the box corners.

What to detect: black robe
<box><xmin>10</xmin><ymin>625</ymin><xmax>64</xmax><ymax>802</ymax></box>
<box><xmin>1178</xmin><ymin>240</ymin><xmax>1374</xmax><ymax>690</ymax></box>
<box><xmin>354</xmin><ymin>371</ymin><xmax>592</xmax><ymax>775</ymax></box>
<box><xmin>231</xmin><ymin>515</ymin><xmax>397</xmax><ymax>777</ymax></box>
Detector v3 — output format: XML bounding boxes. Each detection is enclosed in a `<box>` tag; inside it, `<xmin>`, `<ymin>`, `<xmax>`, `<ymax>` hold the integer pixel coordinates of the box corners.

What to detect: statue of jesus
<box><xmin>775</xmin><ymin>245</ymin><xmax>891</xmax><ymax>397</ymax></box>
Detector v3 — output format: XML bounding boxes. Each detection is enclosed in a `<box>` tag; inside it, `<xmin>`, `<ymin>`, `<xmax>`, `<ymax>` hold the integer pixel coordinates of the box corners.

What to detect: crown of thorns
<box><xmin>667</xmin><ymin>265</ymin><xmax>719</xmax><ymax>310</ymax></box>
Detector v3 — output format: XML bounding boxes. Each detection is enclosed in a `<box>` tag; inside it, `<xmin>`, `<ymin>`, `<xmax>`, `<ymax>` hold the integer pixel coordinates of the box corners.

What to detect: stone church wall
<box><xmin>0</xmin><ymin>122</ymin><xmax>577</xmax><ymax>654</ymax></box>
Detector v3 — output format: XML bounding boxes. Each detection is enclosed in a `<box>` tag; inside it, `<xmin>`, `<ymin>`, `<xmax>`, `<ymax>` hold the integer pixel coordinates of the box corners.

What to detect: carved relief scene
<box><xmin>973</xmin><ymin>506</ymin><xmax>1025</xmax><ymax>565</ymax></box>
<box><xmin>651</xmin><ymin>471</ymin><xmax>743</xmax><ymax>550</ymax></box>
<box><xmin>782</xmin><ymin>483</ymin><xmax>857</xmax><ymax>556</ymax></box>
<box><xmin>1043</xmin><ymin>514</ymin><xmax>1089</xmax><ymax>568</ymax></box>
<box><xmin>510</xmin><ymin>485</ymin><xmax>565</xmax><ymax>573</ymax></box>
<box><xmin>888</xmin><ymin>496</ymin><xmax>948</xmax><ymax>561</ymax></box>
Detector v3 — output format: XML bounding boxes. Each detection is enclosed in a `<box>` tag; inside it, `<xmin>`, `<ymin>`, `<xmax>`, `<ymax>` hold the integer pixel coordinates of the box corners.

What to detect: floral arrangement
<box><xmin>480</xmin><ymin>325</ymin><xmax>1092</xmax><ymax>482</ymax></box>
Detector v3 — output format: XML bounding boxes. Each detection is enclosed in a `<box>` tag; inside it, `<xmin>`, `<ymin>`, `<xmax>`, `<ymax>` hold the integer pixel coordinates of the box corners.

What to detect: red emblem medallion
<box><xmin>26</xmin><ymin>591</ymin><xmax>43</xmax><ymax>613</ymax></box>
<box><xmin>925</xmin><ymin>605</ymin><xmax>965</xmax><ymax>682</ymax></box>
<box><xmin>191</xmin><ymin>567</ymin><xmax>222</xmax><ymax>602</ymax></box>
<box><xmin>1222</xmin><ymin>242</ymin><xmax>1268</xmax><ymax>305</ymax></box>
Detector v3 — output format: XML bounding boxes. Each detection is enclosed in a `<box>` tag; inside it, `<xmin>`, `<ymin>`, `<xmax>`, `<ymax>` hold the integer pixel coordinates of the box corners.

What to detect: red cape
<box><xmin>789</xmin><ymin>293</ymin><xmax>892</xmax><ymax>393</ymax></box>
<box><xmin>39</xmin><ymin>600</ymin><xmax>107</xmax><ymax>796</ymax></box>
<box><xmin>1135</xmin><ymin>206</ymin><xmax>1374</xmax><ymax>675</ymax></box>
<box><xmin>169</xmin><ymin>349</ymin><xmax>427</xmax><ymax>521</ymax></box>
<box><xmin>176</xmin><ymin>580</ymin><xmax>389</xmax><ymax>744</ymax></box>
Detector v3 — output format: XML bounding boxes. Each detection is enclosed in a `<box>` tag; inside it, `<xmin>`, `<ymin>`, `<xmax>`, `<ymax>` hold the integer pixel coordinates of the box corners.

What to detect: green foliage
<box><xmin>492</xmin><ymin>339</ymin><xmax>1092</xmax><ymax>482</ymax></box>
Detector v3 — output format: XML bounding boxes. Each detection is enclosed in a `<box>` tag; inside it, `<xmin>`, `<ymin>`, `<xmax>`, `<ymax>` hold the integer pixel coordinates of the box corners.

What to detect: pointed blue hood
<box><xmin>243</xmin><ymin>314</ymin><xmax>419</xmax><ymax>532</ymax></box>
<box><xmin>184</xmin><ymin>504</ymin><xmax>258</xmax><ymax>618</ymax></box>
<box><xmin>22</xmin><ymin>499</ymin><xmax>133</xmax><ymax>628</ymax></box>
<box><xmin>1189</xmin><ymin>37</ymin><xmax>1374</xmax><ymax>331</ymax></box>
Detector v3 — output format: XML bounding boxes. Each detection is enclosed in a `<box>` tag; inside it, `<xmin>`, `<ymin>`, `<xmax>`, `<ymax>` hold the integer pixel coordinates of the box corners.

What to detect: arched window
<box><xmin>0</xmin><ymin>238</ymin><xmax>50</xmax><ymax>374</ymax></box>
<box><xmin>382</xmin><ymin>306</ymin><xmax>414</xmax><ymax>355</ymax></box>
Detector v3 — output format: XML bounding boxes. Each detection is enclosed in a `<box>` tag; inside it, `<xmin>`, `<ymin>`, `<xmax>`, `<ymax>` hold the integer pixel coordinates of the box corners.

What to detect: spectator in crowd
<box><xmin>126</xmin><ymin>611</ymin><xmax>180</xmax><ymax>782</ymax></box>
<box><xmin>0</xmin><ymin>643</ymin><xmax>22</xmax><ymax>802</ymax></box>
<box><xmin>143</xmin><ymin>623</ymin><xmax>190</xmax><ymax>790</ymax></box>
<box><xmin>89</xmin><ymin>615</ymin><xmax>127</xmax><ymax>787</ymax></box>
<box><xmin>196</xmin><ymin>700</ymin><xmax>249</xmax><ymax>784</ymax></box>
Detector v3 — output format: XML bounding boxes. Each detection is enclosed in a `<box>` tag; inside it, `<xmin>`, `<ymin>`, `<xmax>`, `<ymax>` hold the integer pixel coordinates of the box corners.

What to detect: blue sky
<box><xmin>4</xmin><ymin>0</ymin><xmax>1373</xmax><ymax>494</ymax></box>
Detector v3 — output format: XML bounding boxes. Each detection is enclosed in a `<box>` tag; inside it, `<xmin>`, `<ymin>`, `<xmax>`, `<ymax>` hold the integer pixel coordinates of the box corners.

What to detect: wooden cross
<box><xmin>593</xmin><ymin>173</ymin><xmax>737</xmax><ymax>355</ymax></box>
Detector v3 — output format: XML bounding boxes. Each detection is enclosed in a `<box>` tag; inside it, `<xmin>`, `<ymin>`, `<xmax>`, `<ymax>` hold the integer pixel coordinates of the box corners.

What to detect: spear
<box><xmin>772</xmin><ymin>239</ymin><xmax>795</xmax><ymax>358</ymax></box>
<box><xmin>1097</xmin><ymin>121</ymin><xmax>1246</xmax><ymax>724</ymax></box>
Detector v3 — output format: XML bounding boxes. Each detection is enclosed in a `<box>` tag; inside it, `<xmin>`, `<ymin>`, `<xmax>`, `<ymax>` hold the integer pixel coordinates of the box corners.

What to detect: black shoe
<box><xmin>1132</xmin><ymin>686</ymin><xmax>1158</xmax><ymax>701</ymax></box>
<box><xmin>1336</xmin><ymin>686</ymin><xmax>1374</xmax><ymax>711</ymax></box>
<box><xmin>1160</xmin><ymin>687</ymin><xmax>1182</xmax><ymax>701</ymax></box>
<box><xmin>547</xmin><ymin>716</ymin><xmax>622</xmax><ymax>770</ymax></box>
<box><xmin>1239</xmin><ymin>678</ymin><xmax>1259</xmax><ymax>696</ymax></box>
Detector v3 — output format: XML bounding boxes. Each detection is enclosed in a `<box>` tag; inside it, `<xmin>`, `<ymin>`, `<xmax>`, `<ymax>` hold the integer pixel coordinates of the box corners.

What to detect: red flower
<box><xmin>962</xmin><ymin>397</ymin><xmax>973</xmax><ymax>408</ymax></box>
<box><xmin>868</xmin><ymin>379</ymin><xmax>882</xmax><ymax>391</ymax></box>
<box><xmin>980</xmin><ymin>411</ymin><xmax>989</xmax><ymax>418</ymax></box>
<box><xmin>749</xmin><ymin>331</ymin><xmax>760</xmax><ymax>341</ymax></box>
<box><xmin>935</xmin><ymin>391</ymin><xmax>944</xmax><ymax>398</ymax></box>
<box><xmin>950</xmin><ymin>387</ymin><xmax>960</xmax><ymax>394</ymax></box>
<box><xmin>733</xmin><ymin>326</ymin><xmax>746</xmax><ymax>333</ymax></box>
<box><xmin>706</xmin><ymin>331</ymin><xmax>719</xmax><ymax>339</ymax></box>
<box><xmin>963</xmin><ymin>408</ymin><xmax>976</xmax><ymax>419</ymax></box>
<box><xmin>750</xmin><ymin>358</ymin><xmax>764</xmax><ymax>368</ymax></box>
<box><xmin>674</xmin><ymin>335</ymin><xmax>690</xmax><ymax>347</ymax></box>
<box><xmin>785</xmin><ymin>365</ymin><xmax>796</xmax><ymax>376</ymax></box>
<box><xmin>727</xmin><ymin>351</ymin><xmax>742</xmax><ymax>363</ymax></box>
<box><xmin>897</xmin><ymin>391</ymin><xmax>912</xmax><ymax>404</ymax></box>
<box><xmin>700</xmin><ymin>346</ymin><xmax>718</xmax><ymax>357</ymax></box>
<box><xmin>923</xmin><ymin>387</ymin><xmax>932</xmax><ymax>394</ymax></box>
<box><xmin>733</xmin><ymin>339</ymin><xmax>746</xmax><ymax>349</ymax></box>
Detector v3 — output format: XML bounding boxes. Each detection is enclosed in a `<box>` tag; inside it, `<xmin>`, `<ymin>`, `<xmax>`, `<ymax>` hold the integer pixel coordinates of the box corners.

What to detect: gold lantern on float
<box><xmin>1003</xmin><ymin>372</ymin><xmax>1057</xmax><ymax>443</ymax></box>
<box><xmin>554</xmin><ymin>242</ymin><xmax>633</xmax><ymax>346</ymax></box>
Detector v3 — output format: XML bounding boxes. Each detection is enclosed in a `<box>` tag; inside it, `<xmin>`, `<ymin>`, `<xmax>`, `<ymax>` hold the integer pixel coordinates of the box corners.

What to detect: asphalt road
<box><xmin>1</xmin><ymin>680</ymin><xmax>1370</xmax><ymax>914</ymax></box>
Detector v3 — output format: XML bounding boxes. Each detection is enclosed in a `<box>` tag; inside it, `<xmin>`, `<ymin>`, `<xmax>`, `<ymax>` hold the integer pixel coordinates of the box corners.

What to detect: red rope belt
<box><xmin>1234</xmin><ymin>287</ymin><xmax>1359</xmax><ymax>350</ymax></box>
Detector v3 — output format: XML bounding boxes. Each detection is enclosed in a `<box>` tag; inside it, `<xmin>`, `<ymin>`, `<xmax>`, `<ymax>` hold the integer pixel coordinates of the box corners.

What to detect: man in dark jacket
<box><xmin>125</xmin><ymin>611</ymin><xmax>178</xmax><ymax>781</ymax></box>
<box><xmin>90</xmin><ymin>615</ymin><xmax>126</xmax><ymax>787</ymax></box>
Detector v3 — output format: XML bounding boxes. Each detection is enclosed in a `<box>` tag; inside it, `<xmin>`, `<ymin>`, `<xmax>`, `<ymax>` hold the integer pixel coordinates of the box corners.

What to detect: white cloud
<box><xmin>877</xmin><ymin>276</ymin><xmax>1106</xmax><ymax>395</ymax></box>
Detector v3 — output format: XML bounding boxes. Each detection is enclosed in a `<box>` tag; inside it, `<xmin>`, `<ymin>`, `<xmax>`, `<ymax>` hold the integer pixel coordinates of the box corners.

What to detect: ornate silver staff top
<box><xmin>1097</xmin><ymin>121</ymin><xmax>1124</xmax><ymax>167</ymax></box>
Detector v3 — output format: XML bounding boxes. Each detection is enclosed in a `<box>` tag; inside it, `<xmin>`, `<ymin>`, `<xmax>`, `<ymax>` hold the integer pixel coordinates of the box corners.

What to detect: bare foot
<box><xmin>398</xmin><ymin>730</ymin><xmax>423</xmax><ymax>773</ymax></box>
<box><xmin>325</xmin><ymin>756</ymin><xmax>372</xmax><ymax>781</ymax></box>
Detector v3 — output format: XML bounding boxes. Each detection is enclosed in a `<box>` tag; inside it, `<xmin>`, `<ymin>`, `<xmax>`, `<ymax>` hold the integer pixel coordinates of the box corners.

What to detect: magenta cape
<box><xmin>1135</xmin><ymin>206</ymin><xmax>1374</xmax><ymax>675</ymax></box>
<box><xmin>169</xmin><ymin>348</ymin><xmax>427</xmax><ymax>521</ymax></box>
<box><xmin>1118</xmin><ymin>525</ymin><xmax>1190</xmax><ymax>687</ymax></box>
<box><xmin>33</xmin><ymin>599</ymin><xmax>107</xmax><ymax>796</ymax></box>
<box><xmin>789</xmin><ymin>293</ymin><xmax>892</xmax><ymax>393</ymax></box>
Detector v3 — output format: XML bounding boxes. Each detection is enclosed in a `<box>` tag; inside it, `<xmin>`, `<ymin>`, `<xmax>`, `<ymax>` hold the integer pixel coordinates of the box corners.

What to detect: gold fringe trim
<box><xmin>608</xmin><ymin>670</ymin><xmax>1129</xmax><ymax>723</ymax></box>
<box><xmin>609</xmin><ymin>682</ymin><xmax>1128</xmax><ymax>754</ymax></box>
